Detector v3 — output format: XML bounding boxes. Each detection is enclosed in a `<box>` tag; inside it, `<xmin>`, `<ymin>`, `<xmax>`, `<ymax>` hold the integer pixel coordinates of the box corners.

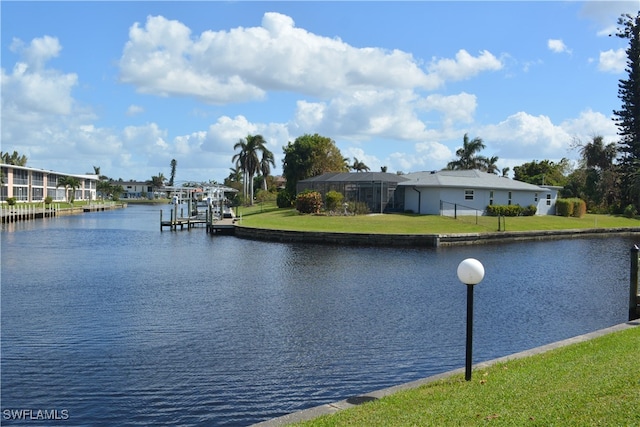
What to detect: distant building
<box><xmin>119</xmin><ymin>181</ymin><xmax>155</xmax><ymax>199</ymax></box>
<box><xmin>398</xmin><ymin>169</ymin><xmax>559</xmax><ymax>215</ymax></box>
<box><xmin>0</xmin><ymin>164</ymin><xmax>98</xmax><ymax>202</ymax></box>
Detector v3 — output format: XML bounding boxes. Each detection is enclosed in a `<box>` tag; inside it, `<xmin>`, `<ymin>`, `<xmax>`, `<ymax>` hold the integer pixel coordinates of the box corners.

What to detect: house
<box><xmin>398</xmin><ymin>169</ymin><xmax>559</xmax><ymax>215</ymax></box>
<box><xmin>0</xmin><ymin>164</ymin><xmax>98</xmax><ymax>202</ymax></box>
<box><xmin>119</xmin><ymin>181</ymin><xmax>156</xmax><ymax>199</ymax></box>
<box><xmin>297</xmin><ymin>172</ymin><xmax>410</xmax><ymax>213</ymax></box>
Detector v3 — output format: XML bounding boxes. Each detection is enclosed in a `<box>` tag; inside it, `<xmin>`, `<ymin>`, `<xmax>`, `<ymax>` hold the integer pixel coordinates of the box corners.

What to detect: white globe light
<box><xmin>457</xmin><ymin>258</ymin><xmax>485</xmax><ymax>285</ymax></box>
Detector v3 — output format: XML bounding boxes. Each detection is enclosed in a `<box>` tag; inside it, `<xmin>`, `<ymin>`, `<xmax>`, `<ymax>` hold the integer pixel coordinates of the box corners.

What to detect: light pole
<box><xmin>457</xmin><ymin>258</ymin><xmax>485</xmax><ymax>381</ymax></box>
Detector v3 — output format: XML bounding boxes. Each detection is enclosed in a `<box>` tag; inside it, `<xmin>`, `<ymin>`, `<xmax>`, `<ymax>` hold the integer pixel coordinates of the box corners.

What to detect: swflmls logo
<box><xmin>2</xmin><ymin>409</ymin><xmax>69</xmax><ymax>421</ymax></box>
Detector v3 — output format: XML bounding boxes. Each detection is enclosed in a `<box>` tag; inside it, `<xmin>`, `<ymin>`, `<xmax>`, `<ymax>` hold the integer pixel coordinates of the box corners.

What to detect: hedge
<box><xmin>556</xmin><ymin>198</ymin><xmax>586</xmax><ymax>217</ymax></box>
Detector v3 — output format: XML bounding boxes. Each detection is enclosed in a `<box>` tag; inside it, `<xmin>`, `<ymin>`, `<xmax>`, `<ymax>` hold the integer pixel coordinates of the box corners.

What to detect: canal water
<box><xmin>1</xmin><ymin>205</ymin><xmax>633</xmax><ymax>426</ymax></box>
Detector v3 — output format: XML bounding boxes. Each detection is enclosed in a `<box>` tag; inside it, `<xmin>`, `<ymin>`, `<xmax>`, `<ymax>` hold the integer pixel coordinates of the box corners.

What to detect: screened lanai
<box><xmin>296</xmin><ymin>172</ymin><xmax>409</xmax><ymax>213</ymax></box>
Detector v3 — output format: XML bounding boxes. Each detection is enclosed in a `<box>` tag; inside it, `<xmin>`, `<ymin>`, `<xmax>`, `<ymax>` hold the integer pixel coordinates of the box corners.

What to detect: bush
<box><xmin>624</xmin><ymin>204</ymin><xmax>637</xmax><ymax>218</ymax></box>
<box><xmin>556</xmin><ymin>198</ymin><xmax>586</xmax><ymax>217</ymax></box>
<box><xmin>486</xmin><ymin>205</ymin><xmax>522</xmax><ymax>217</ymax></box>
<box><xmin>6</xmin><ymin>197</ymin><xmax>16</xmax><ymax>206</ymax></box>
<box><xmin>276</xmin><ymin>190</ymin><xmax>294</xmax><ymax>208</ymax></box>
<box><xmin>346</xmin><ymin>201</ymin><xmax>370</xmax><ymax>215</ymax></box>
<box><xmin>325</xmin><ymin>190</ymin><xmax>344</xmax><ymax>212</ymax></box>
<box><xmin>44</xmin><ymin>196</ymin><xmax>53</xmax><ymax>205</ymax></box>
<box><xmin>296</xmin><ymin>190</ymin><xmax>323</xmax><ymax>214</ymax></box>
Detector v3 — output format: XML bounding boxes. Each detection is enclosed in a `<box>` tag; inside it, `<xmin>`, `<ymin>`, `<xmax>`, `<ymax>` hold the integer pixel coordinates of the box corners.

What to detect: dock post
<box><xmin>160</xmin><ymin>210</ymin><xmax>163</xmax><ymax>231</ymax></box>
<box><xmin>630</xmin><ymin>245</ymin><xmax>640</xmax><ymax>321</ymax></box>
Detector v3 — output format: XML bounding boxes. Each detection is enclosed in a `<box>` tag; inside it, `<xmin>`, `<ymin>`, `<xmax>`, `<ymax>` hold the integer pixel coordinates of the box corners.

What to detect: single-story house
<box><xmin>297</xmin><ymin>172</ymin><xmax>410</xmax><ymax>213</ymax></box>
<box><xmin>1</xmin><ymin>164</ymin><xmax>98</xmax><ymax>202</ymax></box>
<box><xmin>398</xmin><ymin>169</ymin><xmax>559</xmax><ymax>215</ymax></box>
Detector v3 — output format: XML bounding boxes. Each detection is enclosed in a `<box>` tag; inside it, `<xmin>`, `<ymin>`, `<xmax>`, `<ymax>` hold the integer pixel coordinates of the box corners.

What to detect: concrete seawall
<box><xmin>234</xmin><ymin>225</ymin><xmax>640</xmax><ymax>247</ymax></box>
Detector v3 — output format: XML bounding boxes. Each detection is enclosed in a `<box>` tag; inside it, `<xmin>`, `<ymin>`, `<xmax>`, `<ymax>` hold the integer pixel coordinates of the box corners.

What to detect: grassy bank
<box><xmin>296</xmin><ymin>325</ymin><xmax>639</xmax><ymax>426</ymax></box>
<box><xmin>237</xmin><ymin>203</ymin><xmax>640</xmax><ymax>234</ymax></box>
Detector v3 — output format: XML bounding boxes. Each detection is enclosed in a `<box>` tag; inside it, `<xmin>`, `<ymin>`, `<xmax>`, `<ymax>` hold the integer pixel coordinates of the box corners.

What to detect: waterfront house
<box><xmin>0</xmin><ymin>164</ymin><xmax>98</xmax><ymax>202</ymax></box>
<box><xmin>120</xmin><ymin>181</ymin><xmax>156</xmax><ymax>199</ymax></box>
<box><xmin>398</xmin><ymin>169</ymin><xmax>559</xmax><ymax>215</ymax></box>
<box><xmin>296</xmin><ymin>172</ymin><xmax>410</xmax><ymax>213</ymax></box>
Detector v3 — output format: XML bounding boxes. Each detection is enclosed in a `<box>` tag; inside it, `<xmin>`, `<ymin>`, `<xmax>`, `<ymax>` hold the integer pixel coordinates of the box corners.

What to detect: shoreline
<box><xmin>234</xmin><ymin>224</ymin><xmax>640</xmax><ymax>247</ymax></box>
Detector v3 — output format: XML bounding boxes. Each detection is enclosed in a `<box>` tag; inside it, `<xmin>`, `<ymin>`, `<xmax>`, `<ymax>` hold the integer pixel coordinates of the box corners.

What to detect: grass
<box><xmin>296</xmin><ymin>325</ymin><xmax>640</xmax><ymax>426</ymax></box>
<box><xmin>237</xmin><ymin>202</ymin><xmax>640</xmax><ymax>234</ymax></box>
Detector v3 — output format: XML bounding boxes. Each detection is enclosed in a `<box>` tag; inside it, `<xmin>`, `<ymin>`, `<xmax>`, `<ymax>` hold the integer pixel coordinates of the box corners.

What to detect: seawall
<box><xmin>234</xmin><ymin>225</ymin><xmax>640</xmax><ymax>247</ymax></box>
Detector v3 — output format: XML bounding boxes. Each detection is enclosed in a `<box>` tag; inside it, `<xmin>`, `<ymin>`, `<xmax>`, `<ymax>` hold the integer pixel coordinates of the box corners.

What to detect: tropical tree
<box><xmin>149</xmin><ymin>173</ymin><xmax>166</xmax><ymax>198</ymax></box>
<box><xmin>1</xmin><ymin>151</ymin><xmax>28</xmax><ymax>166</ymax></box>
<box><xmin>259</xmin><ymin>149</ymin><xmax>276</xmax><ymax>191</ymax></box>
<box><xmin>613</xmin><ymin>12</ymin><xmax>640</xmax><ymax>208</ymax></box>
<box><xmin>572</xmin><ymin>135</ymin><xmax>620</xmax><ymax>211</ymax></box>
<box><xmin>351</xmin><ymin>157</ymin><xmax>370</xmax><ymax>172</ymax></box>
<box><xmin>57</xmin><ymin>176</ymin><xmax>81</xmax><ymax>203</ymax></box>
<box><xmin>282</xmin><ymin>133</ymin><xmax>348</xmax><ymax>195</ymax></box>
<box><xmin>233</xmin><ymin>134</ymin><xmax>271</xmax><ymax>204</ymax></box>
<box><xmin>446</xmin><ymin>134</ymin><xmax>489</xmax><ymax>170</ymax></box>
<box><xmin>380</xmin><ymin>166</ymin><xmax>388</xmax><ymax>172</ymax></box>
<box><xmin>513</xmin><ymin>159</ymin><xmax>570</xmax><ymax>186</ymax></box>
<box><xmin>169</xmin><ymin>159</ymin><xmax>177</xmax><ymax>187</ymax></box>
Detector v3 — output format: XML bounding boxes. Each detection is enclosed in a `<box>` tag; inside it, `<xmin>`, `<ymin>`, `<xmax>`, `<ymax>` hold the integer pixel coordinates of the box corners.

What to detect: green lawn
<box><xmin>296</xmin><ymin>325</ymin><xmax>640</xmax><ymax>426</ymax></box>
<box><xmin>237</xmin><ymin>203</ymin><xmax>640</xmax><ymax>234</ymax></box>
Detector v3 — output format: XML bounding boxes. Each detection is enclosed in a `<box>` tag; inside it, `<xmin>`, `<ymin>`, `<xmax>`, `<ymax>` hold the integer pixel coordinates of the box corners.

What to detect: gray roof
<box><xmin>398</xmin><ymin>169</ymin><xmax>548</xmax><ymax>192</ymax></box>
<box><xmin>299</xmin><ymin>172</ymin><xmax>410</xmax><ymax>184</ymax></box>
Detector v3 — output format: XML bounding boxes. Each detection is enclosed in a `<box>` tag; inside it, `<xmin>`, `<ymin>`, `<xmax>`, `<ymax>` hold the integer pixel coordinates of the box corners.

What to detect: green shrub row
<box><xmin>486</xmin><ymin>204</ymin><xmax>537</xmax><ymax>217</ymax></box>
<box><xmin>556</xmin><ymin>198</ymin><xmax>586</xmax><ymax>217</ymax></box>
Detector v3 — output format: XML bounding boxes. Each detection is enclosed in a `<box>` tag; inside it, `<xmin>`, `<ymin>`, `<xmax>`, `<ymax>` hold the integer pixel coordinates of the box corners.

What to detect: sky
<box><xmin>2</xmin><ymin>1</ymin><xmax>639</xmax><ymax>184</ymax></box>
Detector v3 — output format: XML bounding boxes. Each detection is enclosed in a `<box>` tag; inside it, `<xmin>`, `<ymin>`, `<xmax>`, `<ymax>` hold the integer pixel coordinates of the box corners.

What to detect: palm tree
<box><xmin>351</xmin><ymin>157</ymin><xmax>370</xmax><ymax>172</ymax></box>
<box><xmin>484</xmin><ymin>155</ymin><xmax>500</xmax><ymax>174</ymax></box>
<box><xmin>149</xmin><ymin>173</ymin><xmax>166</xmax><ymax>199</ymax></box>
<box><xmin>446</xmin><ymin>134</ymin><xmax>487</xmax><ymax>170</ymax></box>
<box><xmin>57</xmin><ymin>176</ymin><xmax>81</xmax><ymax>203</ymax></box>
<box><xmin>233</xmin><ymin>134</ymin><xmax>269</xmax><ymax>205</ymax></box>
<box><xmin>259</xmin><ymin>149</ymin><xmax>275</xmax><ymax>191</ymax></box>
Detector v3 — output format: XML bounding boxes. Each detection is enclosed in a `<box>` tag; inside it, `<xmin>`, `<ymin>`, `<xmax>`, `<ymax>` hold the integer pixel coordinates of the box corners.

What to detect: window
<box><xmin>508</xmin><ymin>191</ymin><xmax>512</xmax><ymax>205</ymax></box>
<box><xmin>534</xmin><ymin>192</ymin><xmax>538</xmax><ymax>202</ymax></box>
<box><xmin>464</xmin><ymin>189</ymin><xmax>474</xmax><ymax>200</ymax></box>
<box><xmin>489</xmin><ymin>191</ymin><xmax>494</xmax><ymax>206</ymax></box>
<box><xmin>546</xmin><ymin>194</ymin><xmax>551</xmax><ymax>206</ymax></box>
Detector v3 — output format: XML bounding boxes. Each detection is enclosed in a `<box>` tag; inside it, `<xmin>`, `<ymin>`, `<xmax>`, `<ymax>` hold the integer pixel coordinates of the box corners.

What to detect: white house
<box><xmin>399</xmin><ymin>170</ymin><xmax>559</xmax><ymax>216</ymax></box>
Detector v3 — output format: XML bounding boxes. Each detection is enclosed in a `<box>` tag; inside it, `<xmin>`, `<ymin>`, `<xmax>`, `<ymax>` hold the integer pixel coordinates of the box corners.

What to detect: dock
<box><xmin>160</xmin><ymin>209</ymin><xmax>236</xmax><ymax>234</ymax></box>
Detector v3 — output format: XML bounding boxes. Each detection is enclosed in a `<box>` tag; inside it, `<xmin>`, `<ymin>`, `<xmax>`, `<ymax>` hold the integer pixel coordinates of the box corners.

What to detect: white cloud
<box><xmin>119</xmin><ymin>13</ymin><xmax>504</xmax><ymax>104</ymax></box>
<box><xmin>126</xmin><ymin>105</ymin><xmax>144</xmax><ymax>116</ymax></box>
<box><xmin>427</xmin><ymin>49</ymin><xmax>503</xmax><ymax>85</ymax></box>
<box><xmin>547</xmin><ymin>39</ymin><xmax>571</xmax><ymax>54</ymax></box>
<box><xmin>598</xmin><ymin>48</ymin><xmax>626</xmax><ymax>73</ymax></box>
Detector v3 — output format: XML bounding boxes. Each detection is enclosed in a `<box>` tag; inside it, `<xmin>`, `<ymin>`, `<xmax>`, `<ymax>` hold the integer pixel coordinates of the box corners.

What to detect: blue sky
<box><xmin>2</xmin><ymin>1</ymin><xmax>638</xmax><ymax>184</ymax></box>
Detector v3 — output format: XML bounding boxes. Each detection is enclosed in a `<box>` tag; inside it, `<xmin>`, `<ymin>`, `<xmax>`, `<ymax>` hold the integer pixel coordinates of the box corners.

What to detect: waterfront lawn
<box><xmin>296</xmin><ymin>325</ymin><xmax>640</xmax><ymax>427</ymax></box>
<box><xmin>238</xmin><ymin>206</ymin><xmax>640</xmax><ymax>234</ymax></box>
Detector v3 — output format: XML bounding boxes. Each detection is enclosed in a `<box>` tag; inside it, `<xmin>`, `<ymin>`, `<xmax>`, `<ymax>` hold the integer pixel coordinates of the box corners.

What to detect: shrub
<box><xmin>486</xmin><ymin>205</ymin><xmax>522</xmax><ymax>217</ymax></box>
<box><xmin>44</xmin><ymin>196</ymin><xmax>53</xmax><ymax>205</ymax></box>
<box><xmin>325</xmin><ymin>190</ymin><xmax>344</xmax><ymax>212</ymax></box>
<box><xmin>556</xmin><ymin>198</ymin><xmax>586</xmax><ymax>217</ymax></box>
<box><xmin>296</xmin><ymin>190</ymin><xmax>323</xmax><ymax>214</ymax></box>
<box><xmin>522</xmin><ymin>204</ymin><xmax>537</xmax><ymax>216</ymax></box>
<box><xmin>346</xmin><ymin>201</ymin><xmax>370</xmax><ymax>215</ymax></box>
<box><xmin>6</xmin><ymin>197</ymin><xmax>16</xmax><ymax>206</ymax></box>
<box><xmin>624</xmin><ymin>204</ymin><xmax>637</xmax><ymax>218</ymax></box>
<box><xmin>276</xmin><ymin>190</ymin><xmax>294</xmax><ymax>208</ymax></box>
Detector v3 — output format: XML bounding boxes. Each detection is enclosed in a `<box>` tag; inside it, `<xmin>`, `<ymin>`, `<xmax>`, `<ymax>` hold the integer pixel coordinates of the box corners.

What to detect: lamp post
<box><xmin>457</xmin><ymin>258</ymin><xmax>485</xmax><ymax>381</ymax></box>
